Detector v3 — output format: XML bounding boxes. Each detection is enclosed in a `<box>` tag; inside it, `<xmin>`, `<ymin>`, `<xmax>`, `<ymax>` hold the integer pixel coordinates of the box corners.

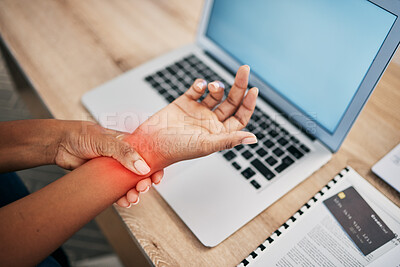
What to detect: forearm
<box><xmin>0</xmin><ymin>157</ymin><xmax>155</xmax><ymax>266</ymax></box>
<box><xmin>0</xmin><ymin>132</ymin><xmax>162</xmax><ymax>266</ymax></box>
<box><xmin>0</xmin><ymin>120</ymin><xmax>63</xmax><ymax>172</ymax></box>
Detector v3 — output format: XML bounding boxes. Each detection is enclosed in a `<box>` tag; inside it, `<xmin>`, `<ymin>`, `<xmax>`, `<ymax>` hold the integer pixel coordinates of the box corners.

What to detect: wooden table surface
<box><xmin>1</xmin><ymin>1</ymin><xmax>399</xmax><ymax>266</ymax></box>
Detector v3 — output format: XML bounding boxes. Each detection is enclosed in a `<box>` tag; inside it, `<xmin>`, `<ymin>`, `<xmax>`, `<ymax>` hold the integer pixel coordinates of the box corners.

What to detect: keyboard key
<box><xmin>166</xmin><ymin>66</ymin><xmax>177</xmax><ymax>75</ymax></box>
<box><xmin>275</xmin><ymin>125</ymin><xmax>283</xmax><ymax>132</ymax></box>
<box><xmin>265</xmin><ymin>156</ymin><xmax>278</xmax><ymax>166</ymax></box>
<box><xmin>251</xmin><ymin>159</ymin><xmax>275</xmax><ymax>180</ymax></box>
<box><xmin>256</xmin><ymin>148</ymin><xmax>268</xmax><ymax>157</ymax></box>
<box><xmin>287</xmin><ymin>145</ymin><xmax>304</xmax><ymax>159</ymax></box>
<box><xmin>290</xmin><ymin>136</ymin><xmax>299</xmax><ymax>143</ymax></box>
<box><xmin>300</xmin><ymin>144</ymin><xmax>310</xmax><ymax>153</ymax></box>
<box><xmin>175</xmin><ymin>61</ymin><xmax>184</xmax><ymax>69</ymax></box>
<box><xmin>282</xmin><ymin>155</ymin><xmax>294</xmax><ymax>165</ymax></box>
<box><xmin>269</xmin><ymin>130</ymin><xmax>278</xmax><ymax>138</ymax></box>
<box><xmin>232</xmin><ymin>162</ymin><xmax>241</xmax><ymax>170</ymax></box>
<box><xmin>281</xmin><ymin>128</ymin><xmax>289</xmax><ymax>135</ymax></box>
<box><xmin>250</xmin><ymin>180</ymin><xmax>261</xmax><ymax>189</ymax></box>
<box><xmin>235</xmin><ymin>144</ymin><xmax>244</xmax><ymax>151</ymax></box>
<box><xmin>242</xmin><ymin>150</ymin><xmax>253</xmax><ymax>159</ymax></box>
<box><xmin>247</xmin><ymin>124</ymin><xmax>256</xmax><ymax>132</ymax></box>
<box><xmin>149</xmin><ymin>80</ymin><xmax>160</xmax><ymax>88</ymax></box>
<box><xmin>264</xmin><ymin>139</ymin><xmax>274</xmax><ymax>148</ymax></box>
<box><xmin>249</xmin><ymin>143</ymin><xmax>258</xmax><ymax>149</ymax></box>
<box><xmin>252</xmin><ymin>114</ymin><xmax>261</xmax><ymax>122</ymax></box>
<box><xmin>241</xmin><ymin>167</ymin><xmax>256</xmax><ymax>179</ymax></box>
<box><xmin>259</xmin><ymin>122</ymin><xmax>268</xmax><ymax>129</ymax></box>
<box><xmin>255</xmin><ymin>132</ymin><xmax>265</xmax><ymax>140</ymax></box>
<box><xmin>166</xmin><ymin>95</ymin><xmax>175</xmax><ymax>103</ymax></box>
<box><xmin>275</xmin><ymin>156</ymin><xmax>295</xmax><ymax>173</ymax></box>
<box><xmin>277</xmin><ymin>137</ymin><xmax>288</xmax><ymax>146</ymax></box>
<box><xmin>223</xmin><ymin>151</ymin><xmax>236</xmax><ymax>161</ymax></box>
<box><xmin>273</xmin><ymin>147</ymin><xmax>284</xmax><ymax>157</ymax></box>
<box><xmin>158</xmin><ymin>88</ymin><xmax>167</xmax><ymax>95</ymax></box>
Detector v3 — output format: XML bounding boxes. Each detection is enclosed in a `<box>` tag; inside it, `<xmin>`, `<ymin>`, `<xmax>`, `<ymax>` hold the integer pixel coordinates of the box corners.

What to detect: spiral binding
<box><xmin>238</xmin><ymin>167</ymin><xmax>350</xmax><ymax>267</ymax></box>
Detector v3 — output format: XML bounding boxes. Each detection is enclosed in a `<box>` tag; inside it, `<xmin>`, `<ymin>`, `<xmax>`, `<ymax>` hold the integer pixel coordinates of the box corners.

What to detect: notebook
<box><xmin>239</xmin><ymin>167</ymin><xmax>400</xmax><ymax>267</ymax></box>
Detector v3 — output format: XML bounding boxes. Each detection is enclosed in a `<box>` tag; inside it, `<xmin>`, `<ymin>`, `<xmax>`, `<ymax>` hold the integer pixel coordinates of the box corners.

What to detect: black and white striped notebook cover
<box><xmin>238</xmin><ymin>167</ymin><xmax>350</xmax><ymax>267</ymax></box>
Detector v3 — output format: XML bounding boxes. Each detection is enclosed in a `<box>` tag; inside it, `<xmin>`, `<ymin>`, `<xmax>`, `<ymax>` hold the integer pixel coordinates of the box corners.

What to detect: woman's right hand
<box><xmin>126</xmin><ymin>65</ymin><xmax>258</xmax><ymax>170</ymax></box>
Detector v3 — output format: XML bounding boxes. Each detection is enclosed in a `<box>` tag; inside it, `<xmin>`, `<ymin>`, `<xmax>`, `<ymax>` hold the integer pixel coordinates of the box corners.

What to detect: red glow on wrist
<box><xmin>76</xmin><ymin>130</ymin><xmax>167</xmax><ymax>201</ymax></box>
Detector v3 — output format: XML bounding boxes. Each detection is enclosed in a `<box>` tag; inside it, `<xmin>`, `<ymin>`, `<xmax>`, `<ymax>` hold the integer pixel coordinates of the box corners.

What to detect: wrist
<box><xmin>125</xmin><ymin>128</ymin><xmax>165</xmax><ymax>172</ymax></box>
<box><xmin>44</xmin><ymin>120</ymin><xmax>68</xmax><ymax>165</ymax></box>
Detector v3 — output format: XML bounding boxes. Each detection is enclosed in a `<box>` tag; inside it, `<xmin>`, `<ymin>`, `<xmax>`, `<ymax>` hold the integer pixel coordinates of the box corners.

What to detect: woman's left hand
<box><xmin>54</xmin><ymin>120</ymin><xmax>163</xmax><ymax>207</ymax></box>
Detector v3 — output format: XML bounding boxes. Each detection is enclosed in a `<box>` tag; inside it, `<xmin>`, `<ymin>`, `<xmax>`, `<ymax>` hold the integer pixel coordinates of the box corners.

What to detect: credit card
<box><xmin>323</xmin><ymin>186</ymin><xmax>395</xmax><ymax>255</ymax></box>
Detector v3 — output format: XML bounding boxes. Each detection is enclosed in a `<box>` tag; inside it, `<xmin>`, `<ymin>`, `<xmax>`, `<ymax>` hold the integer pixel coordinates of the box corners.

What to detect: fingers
<box><xmin>136</xmin><ymin>178</ymin><xmax>152</xmax><ymax>193</ymax></box>
<box><xmin>201</xmin><ymin>131</ymin><xmax>258</xmax><ymax>153</ymax></box>
<box><xmin>106</xmin><ymin>134</ymin><xmax>151</xmax><ymax>175</ymax></box>
<box><xmin>184</xmin><ymin>79</ymin><xmax>207</xmax><ymax>100</ymax></box>
<box><xmin>151</xmin><ymin>169</ymin><xmax>164</xmax><ymax>185</ymax></box>
<box><xmin>116</xmin><ymin>171</ymin><xmax>164</xmax><ymax>208</ymax></box>
<box><xmin>126</xmin><ymin>189</ymin><xmax>140</xmax><ymax>204</ymax></box>
<box><xmin>201</xmin><ymin>81</ymin><xmax>225</xmax><ymax>109</ymax></box>
<box><xmin>223</xmin><ymin>87</ymin><xmax>258</xmax><ymax>131</ymax></box>
<box><xmin>116</xmin><ymin>196</ymin><xmax>131</xmax><ymax>208</ymax></box>
<box><xmin>214</xmin><ymin>65</ymin><xmax>250</xmax><ymax>121</ymax></box>
<box><xmin>116</xmin><ymin>189</ymin><xmax>140</xmax><ymax>208</ymax></box>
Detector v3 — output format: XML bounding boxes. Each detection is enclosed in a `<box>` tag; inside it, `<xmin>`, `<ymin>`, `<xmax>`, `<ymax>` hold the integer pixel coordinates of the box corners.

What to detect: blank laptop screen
<box><xmin>206</xmin><ymin>0</ymin><xmax>396</xmax><ymax>133</ymax></box>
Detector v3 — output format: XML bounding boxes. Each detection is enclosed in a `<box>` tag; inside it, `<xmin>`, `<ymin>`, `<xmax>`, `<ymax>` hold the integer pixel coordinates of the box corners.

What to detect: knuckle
<box><xmin>223</xmin><ymin>140</ymin><xmax>234</xmax><ymax>150</ymax></box>
<box><xmin>119</xmin><ymin>144</ymin><xmax>135</xmax><ymax>158</ymax></box>
<box><xmin>227</xmin><ymin>95</ymin><xmax>237</xmax><ymax>106</ymax></box>
<box><xmin>209</xmin><ymin>92</ymin><xmax>221</xmax><ymax>102</ymax></box>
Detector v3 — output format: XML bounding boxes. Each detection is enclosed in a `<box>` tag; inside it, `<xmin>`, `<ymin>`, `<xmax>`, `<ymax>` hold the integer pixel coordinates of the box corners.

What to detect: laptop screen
<box><xmin>206</xmin><ymin>0</ymin><xmax>396</xmax><ymax>134</ymax></box>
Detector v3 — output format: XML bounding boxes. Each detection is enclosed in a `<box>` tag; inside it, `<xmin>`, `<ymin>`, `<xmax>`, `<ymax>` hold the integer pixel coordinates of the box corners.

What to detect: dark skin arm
<box><xmin>0</xmin><ymin>119</ymin><xmax>163</xmax><ymax>206</ymax></box>
<box><xmin>0</xmin><ymin>66</ymin><xmax>258</xmax><ymax>266</ymax></box>
<box><xmin>0</xmin><ymin>119</ymin><xmax>62</xmax><ymax>172</ymax></box>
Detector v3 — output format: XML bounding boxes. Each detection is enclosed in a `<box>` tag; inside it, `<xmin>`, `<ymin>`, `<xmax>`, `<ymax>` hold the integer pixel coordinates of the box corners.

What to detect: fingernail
<box><xmin>241</xmin><ymin>136</ymin><xmax>258</xmax><ymax>145</ymax></box>
<box><xmin>141</xmin><ymin>185</ymin><xmax>150</xmax><ymax>193</ymax></box>
<box><xmin>132</xmin><ymin>197</ymin><xmax>140</xmax><ymax>205</ymax></box>
<box><xmin>196</xmin><ymin>80</ymin><xmax>207</xmax><ymax>90</ymax></box>
<box><xmin>126</xmin><ymin>203</ymin><xmax>132</xmax><ymax>208</ymax></box>
<box><xmin>134</xmin><ymin>160</ymin><xmax>150</xmax><ymax>175</ymax></box>
<box><xmin>154</xmin><ymin>179</ymin><xmax>162</xmax><ymax>185</ymax></box>
<box><xmin>210</xmin><ymin>81</ymin><xmax>224</xmax><ymax>92</ymax></box>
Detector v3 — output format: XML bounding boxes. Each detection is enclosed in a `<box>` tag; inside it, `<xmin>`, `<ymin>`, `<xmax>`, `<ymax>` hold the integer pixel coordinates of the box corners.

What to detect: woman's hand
<box><xmin>126</xmin><ymin>65</ymin><xmax>258</xmax><ymax>169</ymax></box>
<box><xmin>54</xmin><ymin>121</ymin><xmax>163</xmax><ymax>207</ymax></box>
<box><xmin>55</xmin><ymin>65</ymin><xmax>257</xmax><ymax>206</ymax></box>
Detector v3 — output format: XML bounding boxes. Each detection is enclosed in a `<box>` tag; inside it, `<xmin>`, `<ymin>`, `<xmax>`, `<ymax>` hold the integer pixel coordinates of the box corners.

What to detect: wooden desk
<box><xmin>1</xmin><ymin>1</ymin><xmax>399</xmax><ymax>266</ymax></box>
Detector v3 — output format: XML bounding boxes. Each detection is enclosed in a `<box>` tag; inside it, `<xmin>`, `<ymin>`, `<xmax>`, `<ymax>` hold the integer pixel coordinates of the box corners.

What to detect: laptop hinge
<box><xmin>257</xmin><ymin>94</ymin><xmax>316</xmax><ymax>141</ymax></box>
<box><xmin>204</xmin><ymin>50</ymin><xmax>236</xmax><ymax>76</ymax></box>
<box><xmin>204</xmin><ymin>50</ymin><xmax>316</xmax><ymax>142</ymax></box>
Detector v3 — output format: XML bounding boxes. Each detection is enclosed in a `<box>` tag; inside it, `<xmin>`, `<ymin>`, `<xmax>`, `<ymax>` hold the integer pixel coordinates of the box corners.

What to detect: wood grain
<box><xmin>1</xmin><ymin>1</ymin><xmax>399</xmax><ymax>266</ymax></box>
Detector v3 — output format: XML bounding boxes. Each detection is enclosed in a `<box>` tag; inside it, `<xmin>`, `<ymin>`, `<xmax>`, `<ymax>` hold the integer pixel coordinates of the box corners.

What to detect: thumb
<box><xmin>204</xmin><ymin>131</ymin><xmax>257</xmax><ymax>153</ymax></box>
<box><xmin>100</xmin><ymin>134</ymin><xmax>151</xmax><ymax>175</ymax></box>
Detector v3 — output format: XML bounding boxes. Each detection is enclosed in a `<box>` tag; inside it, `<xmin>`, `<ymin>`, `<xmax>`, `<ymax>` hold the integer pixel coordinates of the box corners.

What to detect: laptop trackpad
<box><xmin>155</xmin><ymin>154</ymin><xmax>254</xmax><ymax>246</ymax></box>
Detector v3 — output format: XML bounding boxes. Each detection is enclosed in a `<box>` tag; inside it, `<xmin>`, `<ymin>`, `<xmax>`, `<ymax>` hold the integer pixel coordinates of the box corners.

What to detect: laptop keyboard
<box><xmin>144</xmin><ymin>54</ymin><xmax>311</xmax><ymax>191</ymax></box>
<box><xmin>144</xmin><ymin>54</ymin><xmax>230</xmax><ymax>102</ymax></box>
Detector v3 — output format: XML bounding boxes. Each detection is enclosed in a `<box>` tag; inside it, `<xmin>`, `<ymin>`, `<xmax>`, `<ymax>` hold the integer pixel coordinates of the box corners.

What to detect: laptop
<box><xmin>82</xmin><ymin>0</ymin><xmax>400</xmax><ymax>247</ymax></box>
